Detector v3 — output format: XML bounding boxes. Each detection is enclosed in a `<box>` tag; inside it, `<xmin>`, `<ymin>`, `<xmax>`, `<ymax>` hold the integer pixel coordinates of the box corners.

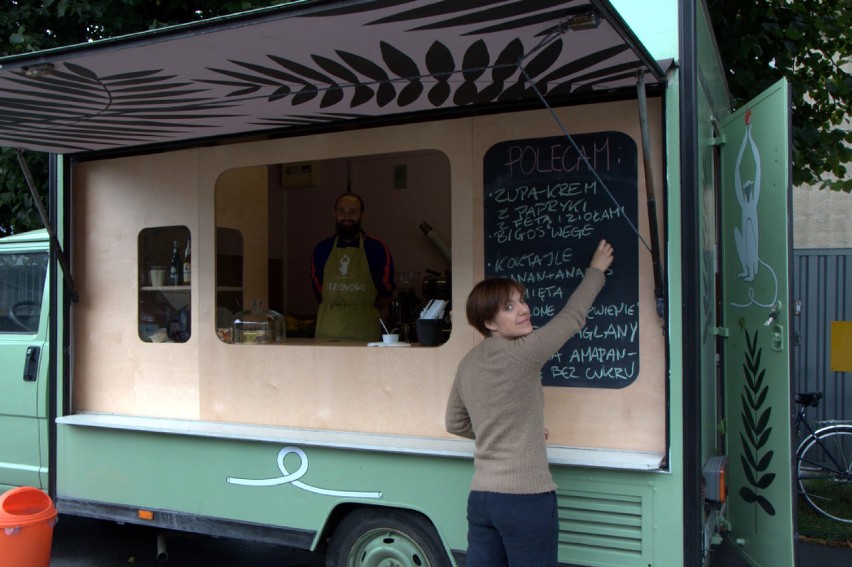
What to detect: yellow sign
<box><xmin>831</xmin><ymin>321</ymin><xmax>852</xmax><ymax>372</ymax></box>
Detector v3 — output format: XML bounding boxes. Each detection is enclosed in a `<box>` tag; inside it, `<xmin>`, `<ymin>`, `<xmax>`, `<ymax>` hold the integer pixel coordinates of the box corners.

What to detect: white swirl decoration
<box><xmin>226</xmin><ymin>446</ymin><xmax>382</xmax><ymax>499</ymax></box>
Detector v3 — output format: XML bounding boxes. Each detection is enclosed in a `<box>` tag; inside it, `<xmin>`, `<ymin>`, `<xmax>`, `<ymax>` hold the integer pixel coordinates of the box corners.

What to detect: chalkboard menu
<box><xmin>484</xmin><ymin>132</ymin><xmax>639</xmax><ymax>388</ymax></box>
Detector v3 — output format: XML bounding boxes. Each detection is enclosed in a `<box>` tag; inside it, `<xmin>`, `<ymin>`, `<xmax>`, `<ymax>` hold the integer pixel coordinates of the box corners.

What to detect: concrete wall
<box><xmin>794</xmin><ymin>185</ymin><xmax>852</xmax><ymax>249</ymax></box>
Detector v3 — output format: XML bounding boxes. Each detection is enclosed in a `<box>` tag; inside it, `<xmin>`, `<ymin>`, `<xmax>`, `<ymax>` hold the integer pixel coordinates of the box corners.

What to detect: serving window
<box><xmin>214</xmin><ymin>151</ymin><xmax>452</xmax><ymax>346</ymax></box>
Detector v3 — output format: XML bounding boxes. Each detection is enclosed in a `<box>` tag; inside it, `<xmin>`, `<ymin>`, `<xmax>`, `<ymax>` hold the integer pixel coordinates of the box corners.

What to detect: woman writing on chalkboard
<box><xmin>445</xmin><ymin>239</ymin><xmax>613</xmax><ymax>567</ymax></box>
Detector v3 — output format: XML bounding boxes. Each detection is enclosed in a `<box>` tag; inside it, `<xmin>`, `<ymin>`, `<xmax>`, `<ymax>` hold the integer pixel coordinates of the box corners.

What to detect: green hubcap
<box><xmin>348</xmin><ymin>527</ymin><xmax>430</xmax><ymax>567</ymax></box>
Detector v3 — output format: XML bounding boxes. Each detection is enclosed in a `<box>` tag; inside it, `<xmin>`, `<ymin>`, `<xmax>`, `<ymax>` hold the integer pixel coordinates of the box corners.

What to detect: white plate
<box><xmin>367</xmin><ymin>342</ymin><xmax>412</xmax><ymax>347</ymax></box>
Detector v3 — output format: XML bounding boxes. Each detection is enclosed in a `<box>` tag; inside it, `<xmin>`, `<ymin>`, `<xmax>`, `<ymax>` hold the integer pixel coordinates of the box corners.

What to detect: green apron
<box><xmin>315</xmin><ymin>236</ymin><xmax>381</xmax><ymax>342</ymax></box>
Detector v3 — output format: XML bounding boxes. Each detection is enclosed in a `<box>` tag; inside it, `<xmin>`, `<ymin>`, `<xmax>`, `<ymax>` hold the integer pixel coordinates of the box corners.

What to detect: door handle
<box><xmin>23</xmin><ymin>346</ymin><xmax>40</xmax><ymax>382</ymax></box>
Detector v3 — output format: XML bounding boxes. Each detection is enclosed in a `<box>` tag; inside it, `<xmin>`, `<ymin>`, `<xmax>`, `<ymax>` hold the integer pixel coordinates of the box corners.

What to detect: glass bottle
<box><xmin>169</xmin><ymin>240</ymin><xmax>181</xmax><ymax>286</ymax></box>
<box><xmin>182</xmin><ymin>236</ymin><xmax>191</xmax><ymax>284</ymax></box>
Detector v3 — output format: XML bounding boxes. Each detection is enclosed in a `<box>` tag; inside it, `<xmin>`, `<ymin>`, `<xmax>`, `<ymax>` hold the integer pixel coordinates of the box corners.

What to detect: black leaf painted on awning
<box><xmin>269</xmin><ymin>86</ymin><xmax>292</xmax><ymax>101</ymax></box>
<box><xmin>266</xmin><ymin>54</ymin><xmax>336</xmax><ymax>85</ymax></box>
<box><xmin>312</xmin><ymin>55</ymin><xmax>359</xmax><ymax>84</ymax></box>
<box><xmin>493</xmin><ymin>39</ymin><xmax>524</xmax><ymax>82</ymax></box>
<box><xmin>100</xmin><ymin>70</ymin><xmax>166</xmax><ymax>82</ymax></box>
<box><xmin>207</xmin><ymin>67</ymin><xmax>281</xmax><ymax>87</ymax></box>
<box><xmin>320</xmin><ymin>87</ymin><xmax>345</xmax><ymax>108</ymax></box>
<box><xmin>292</xmin><ymin>85</ymin><xmax>319</xmax><ymax>106</ymax></box>
<box><xmin>425</xmin><ymin>41</ymin><xmax>455</xmax><ymax>79</ymax></box>
<box><xmin>336</xmin><ymin>49</ymin><xmax>396</xmax><ymax>107</ymax></box>
<box><xmin>380</xmin><ymin>41</ymin><xmax>420</xmax><ymax>79</ymax></box>
<box><xmin>428</xmin><ymin>82</ymin><xmax>450</xmax><ymax>107</ymax></box>
<box><xmin>453</xmin><ymin>39</ymin><xmax>490</xmax><ymax>105</ymax></box>
<box><xmin>231</xmin><ymin>59</ymin><xmax>305</xmax><ymax>84</ymax></box>
<box><xmin>542</xmin><ymin>44</ymin><xmax>631</xmax><ymax>83</ymax></box>
<box><xmin>351</xmin><ymin>85</ymin><xmax>376</xmax><ymax>107</ymax></box>
<box><xmin>453</xmin><ymin>82</ymin><xmax>476</xmax><ymax>106</ymax></box>
<box><xmin>336</xmin><ymin>50</ymin><xmax>389</xmax><ymax>83</ymax></box>
<box><xmin>461</xmin><ymin>39</ymin><xmax>489</xmax><ymax>81</ymax></box>
<box><xmin>425</xmin><ymin>41</ymin><xmax>454</xmax><ymax>106</ymax></box>
<box><xmin>474</xmin><ymin>82</ymin><xmax>503</xmax><ymax>104</ymax></box>
<box><xmin>380</xmin><ymin>41</ymin><xmax>422</xmax><ymax>107</ymax></box>
<box><xmin>63</xmin><ymin>62</ymin><xmax>100</xmax><ymax>81</ymax></box>
<box><xmin>397</xmin><ymin>81</ymin><xmax>424</xmax><ymax>107</ymax></box>
<box><xmin>522</xmin><ymin>38</ymin><xmax>563</xmax><ymax>79</ymax></box>
<box><xmin>2</xmin><ymin>76</ymin><xmax>107</xmax><ymax>101</ymax></box>
<box><xmin>497</xmin><ymin>77</ymin><xmax>527</xmax><ymax>102</ymax></box>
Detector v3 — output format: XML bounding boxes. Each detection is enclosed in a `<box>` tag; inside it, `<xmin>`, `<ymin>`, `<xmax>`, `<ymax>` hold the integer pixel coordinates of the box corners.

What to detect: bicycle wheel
<box><xmin>797</xmin><ymin>424</ymin><xmax>852</xmax><ymax>524</ymax></box>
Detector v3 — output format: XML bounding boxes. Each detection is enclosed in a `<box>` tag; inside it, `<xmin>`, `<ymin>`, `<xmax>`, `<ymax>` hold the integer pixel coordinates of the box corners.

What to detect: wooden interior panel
<box><xmin>71</xmin><ymin>101</ymin><xmax>666</xmax><ymax>452</ymax></box>
<box><xmin>72</xmin><ymin>150</ymin><xmax>202</xmax><ymax>418</ymax></box>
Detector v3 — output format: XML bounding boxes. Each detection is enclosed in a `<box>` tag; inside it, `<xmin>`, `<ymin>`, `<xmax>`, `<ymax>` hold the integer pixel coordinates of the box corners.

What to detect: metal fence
<box><xmin>792</xmin><ymin>249</ymin><xmax>852</xmax><ymax>424</ymax></box>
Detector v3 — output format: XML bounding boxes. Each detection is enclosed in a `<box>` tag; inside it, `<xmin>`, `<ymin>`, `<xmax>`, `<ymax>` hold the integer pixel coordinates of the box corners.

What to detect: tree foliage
<box><xmin>708</xmin><ymin>0</ymin><xmax>851</xmax><ymax>192</ymax></box>
<box><xmin>0</xmin><ymin>149</ymin><xmax>44</xmax><ymax>236</ymax></box>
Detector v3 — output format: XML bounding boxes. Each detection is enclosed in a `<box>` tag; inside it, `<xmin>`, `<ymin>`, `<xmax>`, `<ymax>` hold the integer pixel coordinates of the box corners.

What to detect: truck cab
<box><xmin>0</xmin><ymin>229</ymin><xmax>50</xmax><ymax>491</ymax></box>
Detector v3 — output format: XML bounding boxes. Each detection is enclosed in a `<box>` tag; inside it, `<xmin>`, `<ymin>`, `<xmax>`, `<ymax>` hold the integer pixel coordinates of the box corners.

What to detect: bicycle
<box><xmin>794</xmin><ymin>392</ymin><xmax>852</xmax><ymax>523</ymax></box>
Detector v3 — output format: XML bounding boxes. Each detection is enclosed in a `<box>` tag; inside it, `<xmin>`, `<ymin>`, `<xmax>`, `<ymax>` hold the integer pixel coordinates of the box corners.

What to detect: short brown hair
<box><xmin>465</xmin><ymin>278</ymin><xmax>526</xmax><ymax>337</ymax></box>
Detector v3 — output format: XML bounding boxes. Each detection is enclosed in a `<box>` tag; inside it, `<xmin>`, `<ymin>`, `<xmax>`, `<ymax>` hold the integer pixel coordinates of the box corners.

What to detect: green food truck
<box><xmin>0</xmin><ymin>1</ymin><xmax>797</xmax><ymax>565</ymax></box>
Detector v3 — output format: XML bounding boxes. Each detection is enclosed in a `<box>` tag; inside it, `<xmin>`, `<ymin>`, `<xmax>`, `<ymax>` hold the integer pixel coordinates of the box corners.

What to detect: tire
<box><xmin>796</xmin><ymin>425</ymin><xmax>852</xmax><ymax>524</ymax></box>
<box><xmin>326</xmin><ymin>507</ymin><xmax>452</xmax><ymax>567</ymax></box>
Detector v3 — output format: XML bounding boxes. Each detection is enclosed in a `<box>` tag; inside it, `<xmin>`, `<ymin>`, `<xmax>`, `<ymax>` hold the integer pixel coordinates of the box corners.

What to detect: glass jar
<box><xmin>230</xmin><ymin>300</ymin><xmax>285</xmax><ymax>344</ymax></box>
<box><xmin>138</xmin><ymin>312</ymin><xmax>158</xmax><ymax>341</ymax></box>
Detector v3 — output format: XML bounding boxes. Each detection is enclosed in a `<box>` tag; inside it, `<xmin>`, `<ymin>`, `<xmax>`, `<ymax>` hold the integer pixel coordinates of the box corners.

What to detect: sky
<box><xmin>610</xmin><ymin>0</ymin><xmax>678</xmax><ymax>60</ymax></box>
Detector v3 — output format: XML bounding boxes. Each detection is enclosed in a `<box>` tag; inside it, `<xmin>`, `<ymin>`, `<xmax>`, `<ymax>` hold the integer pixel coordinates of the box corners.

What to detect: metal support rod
<box><xmin>636</xmin><ymin>72</ymin><xmax>666</xmax><ymax>320</ymax></box>
<box><xmin>16</xmin><ymin>148</ymin><xmax>79</xmax><ymax>302</ymax></box>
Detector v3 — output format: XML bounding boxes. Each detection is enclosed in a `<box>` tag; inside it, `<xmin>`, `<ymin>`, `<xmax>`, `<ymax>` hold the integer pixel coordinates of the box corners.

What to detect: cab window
<box><xmin>0</xmin><ymin>252</ymin><xmax>48</xmax><ymax>334</ymax></box>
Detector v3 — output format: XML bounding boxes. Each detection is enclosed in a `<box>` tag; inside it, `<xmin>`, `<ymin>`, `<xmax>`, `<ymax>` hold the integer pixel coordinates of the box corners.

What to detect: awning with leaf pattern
<box><xmin>0</xmin><ymin>0</ymin><xmax>665</xmax><ymax>156</ymax></box>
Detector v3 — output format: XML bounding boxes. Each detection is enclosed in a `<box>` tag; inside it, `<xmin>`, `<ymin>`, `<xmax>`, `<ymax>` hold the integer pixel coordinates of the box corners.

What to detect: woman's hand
<box><xmin>590</xmin><ymin>239</ymin><xmax>614</xmax><ymax>272</ymax></box>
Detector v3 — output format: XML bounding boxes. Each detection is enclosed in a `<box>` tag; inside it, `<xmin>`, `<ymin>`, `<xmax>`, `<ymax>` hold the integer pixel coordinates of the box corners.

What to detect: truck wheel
<box><xmin>326</xmin><ymin>508</ymin><xmax>451</xmax><ymax>567</ymax></box>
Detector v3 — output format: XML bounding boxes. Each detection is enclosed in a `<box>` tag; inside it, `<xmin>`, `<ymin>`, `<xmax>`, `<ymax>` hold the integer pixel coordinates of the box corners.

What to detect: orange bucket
<box><xmin>0</xmin><ymin>487</ymin><xmax>58</xmax><ymax>567</ymax></box>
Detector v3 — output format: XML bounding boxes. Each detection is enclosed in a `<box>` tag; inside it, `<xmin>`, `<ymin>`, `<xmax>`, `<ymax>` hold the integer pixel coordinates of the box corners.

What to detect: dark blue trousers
<box><xmin>465</xmin><ymin>490</ymin><xmax>558</xmax><ymax>567</ymax></box>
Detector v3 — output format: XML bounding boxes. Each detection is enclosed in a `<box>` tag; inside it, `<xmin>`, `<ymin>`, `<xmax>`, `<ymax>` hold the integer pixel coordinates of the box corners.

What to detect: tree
<box><xmin>708</xmin><ymin>0</ymin><xmax>851</xmax><ymax>193</ymax></box>
<box><xmin>1</xmin><ymin>0</ymin><xmax>285</xmax><ymax>235</ymax></box>
<box><xmin>0</xmin><ymin>149</ymin><xmax>42</xmax><ymax>235</ymax></box>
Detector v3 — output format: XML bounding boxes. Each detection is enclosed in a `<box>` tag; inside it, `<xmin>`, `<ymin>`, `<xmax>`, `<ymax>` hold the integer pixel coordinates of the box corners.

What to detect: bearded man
<box><xmin>310</xmin><ymin>192</ymin><xmax>396</xmax><ymax>342</ymax></box>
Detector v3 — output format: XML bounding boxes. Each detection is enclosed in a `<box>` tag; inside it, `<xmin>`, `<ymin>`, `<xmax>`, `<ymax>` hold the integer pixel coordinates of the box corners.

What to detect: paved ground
<box><xmin>48</xmin><ymin>514</ymin><xmax>324</xmax><ymax>566</ymax></box>
<box><xmin>47</xmin><ymin>513</ymin><xmax>852</xmax><ymax>566</ymax></box>
<box><xmin>713</xmin><ymin>537</ymin><xmax>852</xmax><ymax>566</ymax></box>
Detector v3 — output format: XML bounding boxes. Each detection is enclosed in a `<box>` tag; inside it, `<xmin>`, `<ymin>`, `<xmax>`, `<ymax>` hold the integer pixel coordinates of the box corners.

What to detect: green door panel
<box><xmin>0</xmin><ymin>244</ymin><xmax>49</xmax><ymax>491</ymax></box>
<box><xmin>720</xmin><ymin>79</ymin><xmax>794</xmax><ymax>567</ymax></box>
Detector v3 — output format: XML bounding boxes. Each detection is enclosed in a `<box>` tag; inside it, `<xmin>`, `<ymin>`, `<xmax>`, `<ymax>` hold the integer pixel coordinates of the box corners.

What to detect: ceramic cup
<box><xmin>416</xmin><ymin>319</ymin><xmax>442</xmax><ymax>346</ymax></box>
<box><xmin>382</xmin><ymin>333</ymin><xmax>400</xmax><ymax>345</ymax></box>
<box><xmin>149</xmin><ymin>267</ymin><xmax>166</xmax><ymax>287</ymax></box>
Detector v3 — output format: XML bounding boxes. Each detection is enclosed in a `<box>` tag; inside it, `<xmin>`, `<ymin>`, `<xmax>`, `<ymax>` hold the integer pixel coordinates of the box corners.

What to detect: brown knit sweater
<box><xmin>445</xmin><ymin>268</ymin><xmax>605</xmax><ymax>494</ymax></box>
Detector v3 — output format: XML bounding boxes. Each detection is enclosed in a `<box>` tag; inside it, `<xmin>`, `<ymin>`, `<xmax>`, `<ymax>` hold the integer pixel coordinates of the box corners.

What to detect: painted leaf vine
<box><xmin>0</xmin><ymin>63</ymin><xmax>231</xmax><ymax>151</ymax></box>
<box><xmin>738</xmin><ymin>328</ymin><xmax>776</xmax><ymax>516</ymax></box>
<box><xmin>202</xmin><ymin>34</ymin><xmax>637</xmax><ymax>119</ymax></box>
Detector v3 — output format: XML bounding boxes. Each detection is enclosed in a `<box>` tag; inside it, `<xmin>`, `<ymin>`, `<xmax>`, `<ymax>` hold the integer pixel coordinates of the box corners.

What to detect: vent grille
<box><xmin>557</xmin><ymin>489</ymin><xmax>644</xmax><ymax>558</ymax></box>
